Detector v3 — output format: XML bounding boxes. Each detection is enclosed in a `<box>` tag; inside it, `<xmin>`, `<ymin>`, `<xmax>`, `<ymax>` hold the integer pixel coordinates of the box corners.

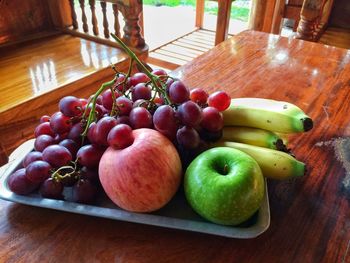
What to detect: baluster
<box><xmin>112</xmin><ymin>3</ymin><xmax>121</xmax><ymax>38</ymax></box>
<box><xmin>117</xmin><ymin>0</ymin><xmax>145</xmax><ymax>49</ymax></box>
<box><xmin>69</xmin><ymin>0</ymin><xmax>78</xmax><ymax>29</ymax></box>
<box><xmin>100</xmin><ymin>2</ymin><xmax>110</xmax><ymax>38</ymax></box>
<box><xmin>79</xmin><ymin>0</ymin><xmax>89</xmax><ymax>33</ymax></box>
<box><xmin>89</xmin><ymin>0</ymin><xmax>99</xmax><ymax>35</ymax></box>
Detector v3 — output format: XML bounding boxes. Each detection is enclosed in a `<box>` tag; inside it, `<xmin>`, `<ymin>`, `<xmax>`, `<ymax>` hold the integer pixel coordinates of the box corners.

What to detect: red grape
<box><xmin>34</xmin><ymin>122</ymin><xmax>55</xmax><ymax>137</ymax></box>
<box><xmin>50</xmin><ymin>112</ymin><xmax>72</xmax><ymax>134</ymax></box>
<box><xmin>26</xmin><ymin>160</ymin><xmax>52</xmax><ymax>183</ymax></box>
<box><xmin>34</xmin><ymin>134</ymin><xmax>55</xmax><ymax>152</ymax></box>
<box><xmin>59</xmin><ymin>139</ymin><xmax>79</xmax><ymax>158</ymax></box>
<box><xmin>67</xmin><ymin>122</ymin><xmax>84</xmax><ymax>143</ymax></box>
<box><xmin>207</xmin><ymin>91</ymin><xmax>231</xmax><ymax>111</ymax></box>
<box><xmin>177</xmin><ymin>101</ymin><xmax>202</xmax><ymax>127</ymax></box>
<box><xmin>153</xmin><ymin>105</ymin><xmax>178</xmax><ymax>140</ymax></box>
<box><xmin>80</xmin><ymin>166</ymin><xmax>99</xmax><ymax>185</ymax></box>
<box><xmin>42</xmin><ymin>145</ymin><xmax>72</xmax><ymax>168</ymax></box>
<box><xmin>39</xmin><ymin>178</ymin><xmax>64</xmax><ymax>199</ymax></box>
<box><xmin>152</xmin><ymin>68</ymin><xmax>168</xmax><ymax>78</ymax></box>
<box><xmin>39</xmin><ymin>115</ymin><xmax>50</xmax><ymax>123</ymax></box>
<box><xmin>190</xmin><ymin>88</ymin><xmax>209</xmax><ymax>105</ymax></box>
<box><xmin>101</xmin><ymin>89</ymin><xmax>120</xmax><ymax>110</ymax></box>
<box><xmin>7</xmin><ymin>168</ymin><xmax>39</xmax><ymax>195</ymax></box>
<box><xmin>94</xmin><ymin>116</ymin><xmax>118</xmax><ymax>146</ymax></box>
<box><xmin>72</xmin><ymin>178</ymin><xmax>97</xmax><ymax>204</ymax></box>
<box><xmin>116</xmin><ymin>115</ymin><xmax>130</xmax><ymax>125</ymax></box>
<box><xmin>130</xmin><ymin>72</ymin><xmax>150</xmax><ymax>86</ymax></box>
<box><xmin>129</xmin><ymin>107</ymin><xmax>153</xmax><ymax>129</ymax></box>
<box><xmin>200</xmin><ymin>107</ymin><xmax>224</xmax><ymax>132</ymax></box>
<box><xmin>107</xmin><ymin>124</ymin><xmax>134</xmax><ymax>149</ymax></box>
<box><xmin>176</xmin><ymin>126</ymin><xmax>200</xmax><ymax>149</ymax></box>
<box><xmin>77</xmin><ymin>144</ymin><xmax>104</xmax><ymax>168</ymax></box>
<box><xmin>116</xmin><ymin>96</ymin><xmax>133</xmax><ymax>116</ymax></box>
<box><xmin>87</xmin><ymin>122</ymin><xmax>98</xmax><ymax>145</ymax></box>
<box><xmin>83</xmin><ymin>103</ymin><xmax>104</xmax><ymax>120</ymax></box>
<box><xmin>131</xmin><ymin>83</ymin><xmax>152</xmax><ymax>101</ymax></box>
<box><xmin>59</xmin><ymin>96</ymin><xmax>83</xmax><ymax>117</ymax></box>
<box><xmin>168</xmin><ymin>80</ymin><xmax>190</xmax><ymax>104</ymax></box>
<box><xmin>22</xmin><ymin>151</ymin><xmax>43</xmax><ymax>167</ymax></box>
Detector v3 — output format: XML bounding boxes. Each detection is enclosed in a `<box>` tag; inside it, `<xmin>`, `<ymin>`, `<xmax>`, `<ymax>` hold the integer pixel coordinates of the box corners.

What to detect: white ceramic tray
<box><xmin>0</xmin><ymin>140</ymin><xmax>270</xmax><ymax>238</ymax></box>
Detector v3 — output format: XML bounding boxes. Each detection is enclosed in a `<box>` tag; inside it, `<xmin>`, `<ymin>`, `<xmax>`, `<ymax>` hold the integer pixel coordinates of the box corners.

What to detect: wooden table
<box><xmin>1</xmin><ymin>30</ymin><xmax>350</xmax><ymax>262</ymax></box>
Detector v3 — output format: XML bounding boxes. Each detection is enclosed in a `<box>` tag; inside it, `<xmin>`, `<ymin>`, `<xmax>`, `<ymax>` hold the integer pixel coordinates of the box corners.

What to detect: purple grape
<box><xmin>94</xmin><ymin>116</ymin><xmax>118</xmax><ymax>147</ymax></box>
<box><xmin>153</xmin><ymin>105</ymin><xmax>178</xmax><ymax>140</ymax></box>
<box><xmin>59</xmin><ymin>96</ymin><xmax>83</xmax><ymax>117</ymax></box>
<box><xmin>50</xmin><ymin>112</ymin><xmax>72</xmax><ymax>134</ymax></box>
<box><xmin>7</xmin><ymin>168</ymin><xmax>38</xmax><ymax>195</ymax></box>
<box><xmin>129</xmin><ymin>107</ymin><xmax>153</xmax><ymax>129</ymax></box>
<box><xmin>176</xmin><ymin>126</ymin><xmax>200</xmax><ymax>149</ymax></box>
<box><xmin>59</xmin><ymin>139</ymin><xmax>79</xmax><ymax>159</ymax></box>
<box><xmin>177</xmin><ymin>101</ymin><xmax>203</xmax><ymax>127</ymax></box>
<box><xmin>76</xmin><ymin>144</ymin><xmax>105</xmax><ymax>168</ymax></box>
<box><xmin>34</xmin><ymin>134</ymin><xmax>55</xmax><ymax>152</ymax></box>
<box><xmin>34</xmin><ymin>122</ymin><xmax>55</xmax><ymax>137</ymax></box>
<box><xmin>168</xmin><ymin>80</ymin><xmax>190</xmax><ymax>104</ymax></box>
<box><xmin>22</xmin><ymin>151</ymin><xmax>43</xmax><ymax>167</ymax></box>
<box><xmin>42</xmin><ymin>145</ymin><xmax>72</xmax><ymax>168</ymax></box>
<box><xmin>26</xmin><ymin>160</ymin><xmax>52</xmax><ymax>183</ymax></box>
<box><xmin>131</xmin><ymin>83</ymin><xmax>152</xmax><ymax>101</ymax></box>
<box><xmin>39</xmin><ymin>178</ymin><xmax>64</xmax><ymax>199</ymax></box>
<box><xmin>72</xmin><ymin>178</ymin><xmax>97</xmax><ymax>204</ymax></box>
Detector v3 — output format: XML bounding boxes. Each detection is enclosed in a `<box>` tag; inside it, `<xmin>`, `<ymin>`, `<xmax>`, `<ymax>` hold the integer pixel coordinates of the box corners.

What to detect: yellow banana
<box><xmin>223</xmin><ymin>98</ymin><xmax>313</xmax><ymax>133</ymax></box>
<box><xmin>211</xmin><ymin>141</ymin><xmax>305</xmax><ymax>180</ymax></box>
<box><xmin>222</xmin><ymin>126</ymin><xmax>287</xmax><ymax>151</ymax></box>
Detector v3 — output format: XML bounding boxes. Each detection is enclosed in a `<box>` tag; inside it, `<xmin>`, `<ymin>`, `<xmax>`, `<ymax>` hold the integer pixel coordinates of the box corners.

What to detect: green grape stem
<box><xmin>110</xmin><ymin>33</ymin><xmax>171</xmax><ymax>104</ymax></box>
<box><xmin>82</xmin><ymin>77</ymin><xmax>116</xmax><ymax>137</ymax></box>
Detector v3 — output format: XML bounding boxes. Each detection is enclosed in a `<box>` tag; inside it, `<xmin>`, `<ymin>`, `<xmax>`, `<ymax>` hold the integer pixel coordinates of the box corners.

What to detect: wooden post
<box><xmin>249</xmin><ymin>0</ymin><xmax>277</xmax><ymax>33</ymax></box>
<box><xmin>117</xmin><ymin>0</ymin><xmax>147</xmax><ymax>51</ymax></box>
<box><xmin>296</xmin><ymin>0</ymin><xmax>334</xmax><ymax>41</ymax></box>
<box><xmin>195</xmin><ymin>0</ymin><xmax>205</xmax><ymax>28</ymax></box>
<box><xmin>215</xmin><ymin>0</ymin><xmax>232</xmax><ymax>45</ymax></box>
<box><xmin>47</xmin><ymin>0</ymin><xmax>73</xmax><ymax>29</ymax></box>
<box><xmin>271</xmin><ymin>0</ymin><xmax>286</xmax><ymax>34</ymax></box>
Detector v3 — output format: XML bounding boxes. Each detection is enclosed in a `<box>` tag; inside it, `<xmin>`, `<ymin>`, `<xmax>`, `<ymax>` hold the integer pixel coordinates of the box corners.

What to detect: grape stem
<box><xmin>82</xmin><ymin>77</ymin><xmax>116</xmax><ymax>137</ymax></box>
<box><xmin>110</xmin><ymin>33</ymin><xmax>171</xmax><ymax>104</ymax></box>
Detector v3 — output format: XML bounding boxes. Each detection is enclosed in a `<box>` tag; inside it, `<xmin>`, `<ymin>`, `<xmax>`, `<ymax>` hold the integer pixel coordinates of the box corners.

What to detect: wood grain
<box><xmin>0</xmin><ymin>0</ymin><xmax>54</xmax><ymax>45</ymax></box>
<box><xmin>1</xmin><ymin>30</ymin><xmax>350</xmax><ymax>262</ymax></box>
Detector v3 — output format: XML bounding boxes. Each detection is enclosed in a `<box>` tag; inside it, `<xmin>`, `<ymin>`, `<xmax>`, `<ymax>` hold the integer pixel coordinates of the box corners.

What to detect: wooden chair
<box><xmin>271</xmin><ymin>0</ymin><xmax>304</xmax><ymax>34</ymax></box>
<box><xmin>195</xmin><ymin>0</ymin><xmax>234</xmax><ymax>45</ymax></box>
<box><xmin>296</xmin><ymin>0</ymin><xmax>350</xmax><ymax>49</ymax></box>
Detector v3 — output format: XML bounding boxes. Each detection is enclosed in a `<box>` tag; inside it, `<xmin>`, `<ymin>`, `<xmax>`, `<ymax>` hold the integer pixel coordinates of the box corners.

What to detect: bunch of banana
<box><xmin>214</xmin><ymin>97</ymin><xmax>313</xmax><ymax>180</ymax></box>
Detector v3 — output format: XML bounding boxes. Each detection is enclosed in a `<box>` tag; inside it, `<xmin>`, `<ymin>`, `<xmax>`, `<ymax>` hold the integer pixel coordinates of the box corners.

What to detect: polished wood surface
<box><xmin>0</xmin><ymin>34</ymin><xmax>129</xmax><ymax>165</ymax></box>
<box><xmin>1</xmin><ymin>30</ymin><xmax>350</xmax><ymax>262</ymax></box>
<box><xmin>0</xmin><ymin>34</ymin><xmax>127</xmax><ymax>113</ymax></box>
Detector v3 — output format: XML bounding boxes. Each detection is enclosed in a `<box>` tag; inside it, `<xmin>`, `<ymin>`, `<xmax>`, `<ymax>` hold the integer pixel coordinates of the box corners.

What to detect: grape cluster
<box><xmin>7</xmin><ymin>65</ymin><xmax>231</xmax><ymax>203</ymax></box>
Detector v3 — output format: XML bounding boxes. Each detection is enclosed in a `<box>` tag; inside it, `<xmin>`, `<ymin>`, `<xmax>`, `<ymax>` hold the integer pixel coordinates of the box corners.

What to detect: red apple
<box><xmin>99</xmin><ymin>128</ymin><xmax>182</xmax><ymax>212</ymax></box>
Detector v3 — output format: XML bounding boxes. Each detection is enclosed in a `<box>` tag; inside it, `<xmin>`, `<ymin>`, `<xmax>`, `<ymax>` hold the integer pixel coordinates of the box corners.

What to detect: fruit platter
<box><xmin>0</xmin><ymin>35</ymin><xmax>313</xmax><ymax>238</ymax></box>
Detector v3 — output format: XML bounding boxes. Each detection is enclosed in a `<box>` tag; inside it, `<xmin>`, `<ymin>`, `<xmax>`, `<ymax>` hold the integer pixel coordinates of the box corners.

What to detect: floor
<box><xmin>142</xmin><ymin>5</ymin><xmax>248</xmax><ymax>51</ymax></box>
<box><xmin>0</xmin><ymin>5</ymin><xmax>248</xmax><ymax>114</ymax></box>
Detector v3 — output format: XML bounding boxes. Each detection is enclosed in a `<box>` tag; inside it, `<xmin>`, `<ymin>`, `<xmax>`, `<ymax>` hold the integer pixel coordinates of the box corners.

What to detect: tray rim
<box><xmin>0</xmin><ymin>140</ymin><xmax>270</xmax><ymax>239</ymax></box>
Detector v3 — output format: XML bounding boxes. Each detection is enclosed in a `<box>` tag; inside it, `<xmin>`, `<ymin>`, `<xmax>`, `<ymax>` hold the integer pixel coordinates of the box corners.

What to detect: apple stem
<box><xmin>223</xmin><ymin>164</ymin><xmax>229</xmax><ymax>175</ymax></box>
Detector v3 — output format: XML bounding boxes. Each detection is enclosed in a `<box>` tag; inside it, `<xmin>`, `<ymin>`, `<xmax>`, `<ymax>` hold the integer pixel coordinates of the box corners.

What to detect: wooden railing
<box><xmin>52</xmin><ymin>0</ymin><xmax>148</xmax><ymax>53</ymax></box>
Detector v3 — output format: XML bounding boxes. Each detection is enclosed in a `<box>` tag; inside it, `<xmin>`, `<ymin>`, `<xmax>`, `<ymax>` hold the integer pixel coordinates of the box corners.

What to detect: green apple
<box><xmin>184</xmin><ymin>147</ymin><xmax>265</xmax><ymax>226</ymax></box>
